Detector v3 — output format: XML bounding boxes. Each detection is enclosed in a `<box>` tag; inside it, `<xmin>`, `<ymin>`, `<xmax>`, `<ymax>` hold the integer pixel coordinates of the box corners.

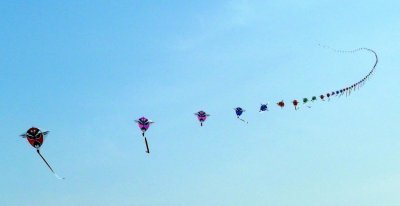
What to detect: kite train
<box><xmin>20</xmin><ymin>127</ymin><xmax>64</xmax><ymax>180</ymax></box>
<box><xmin>17</xmin><ymin>46</ymin><xmax>378</xmax><ymax>164</ymax></box>
<box><xmin>272</xmin><ymin>46</ymin><xmax>378</xmax><ymax>111</ymax></box>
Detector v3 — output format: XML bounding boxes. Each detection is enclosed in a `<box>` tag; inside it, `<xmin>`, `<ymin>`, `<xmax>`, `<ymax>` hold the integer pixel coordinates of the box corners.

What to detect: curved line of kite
<box><xmin>19</xmin><ymin>46</ymin><xmax>379</xmax><ymax>176</ymax></box>
<box><xmin>277</xmin><ymin>45</ymin><xmax>378</xmax><ymax>110</ymax></box>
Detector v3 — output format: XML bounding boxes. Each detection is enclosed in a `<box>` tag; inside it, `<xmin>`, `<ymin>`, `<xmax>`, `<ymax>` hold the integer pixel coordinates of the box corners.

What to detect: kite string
<box><xmin>318</xmin><ymin>44</ymin><xmax>378</xmax><ymax>72</ymax></box>
<box><xmin>237</xmin><ymin>117</ymin><xmax>248</xmax><ymax>124</ymax></box>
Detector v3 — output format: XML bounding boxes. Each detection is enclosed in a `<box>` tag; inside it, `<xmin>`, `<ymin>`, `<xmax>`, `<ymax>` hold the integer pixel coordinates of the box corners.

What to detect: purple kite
<box><xmin>135</xmin><ymin>117</ymin><xmax>154</xmax><ymax>154</ymax></box>
<box><xmin>194</xmin><ymin>111</ymin><xmax>210</xmax><ymax>126</ymax></box>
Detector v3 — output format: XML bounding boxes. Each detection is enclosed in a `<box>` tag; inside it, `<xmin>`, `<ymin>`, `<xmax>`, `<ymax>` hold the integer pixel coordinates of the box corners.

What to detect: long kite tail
<box><xmin>237</xmin><ymin>117</ymin><xmax>248</xmax><ymax>124</ymax></box>
<box><xmin>36</xmin><ymin>150</ymin><xmax>64</xmax><ymax>180</ymax></box>
<box><xmin>144</xmin><ymin>137</ymin><xmax>150</xmax><ymax>153</ymax></box>
<box><xmin>318</xmin><ymin>44</ymin><xmax>378</xmax><ymax>75</ymax></box>
<box><xmin>318</xmin><ymin>44</ymin><xmax>378</xmax><ymax>99</ymax></box>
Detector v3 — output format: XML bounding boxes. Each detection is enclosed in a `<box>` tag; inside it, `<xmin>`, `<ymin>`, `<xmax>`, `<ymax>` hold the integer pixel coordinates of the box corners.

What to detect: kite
<box><xmin>277</xmin><ymin>100</ymin><xmax>285</xmax><ymax>109</ymax></box>
<box><xmin>195</xmin><ymin>110</ymin><xmax>210</xmax><ymax>126</ymax></box>
<box><xmin>20</xmin><ymin>127</ymin><xmax>64</xmax><ymax>180</ymax></box>
<box><xmin>292</xmin><ymin>100</ymin><xmax>299</xmax><ymax>110</ymax></box>
<box><xmin>311</xmin><ymin>96</ymin><xmax>317</xmax><ymax>102</ymax></box>
<box><xmin>135</xmin><ymin>116</ymin><xmax>154</xmax><ymax>153</ymax></box>
<box><xmin>302</xmin><ymin>98</ymin><xmax>312</xmax><ymax>108</ymax></box>
<box><xmin>259</xmin><ymin>103</ymin><xmax>268</xmax><ymax>112</ymax></box>
<box><xmin>234</xmin><ymin>107</ymin><xmax>248</xmax><ymax>123</ymax></box>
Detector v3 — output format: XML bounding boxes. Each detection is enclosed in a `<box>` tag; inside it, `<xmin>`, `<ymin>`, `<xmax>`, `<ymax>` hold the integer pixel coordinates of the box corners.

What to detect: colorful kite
<box><xmin>195</xmin><ymin>111</ymin><xmax>210</xmax><ymax>126</ymax></box>
<box><xmin>20</xmin><ymin>127</ymin><xmax>64</xmax><ymax>180</ymax></box>
<box><xmin>135</xmin><ymin>117</ymin><xmax>154</xmax><ymax>153</ymax></box>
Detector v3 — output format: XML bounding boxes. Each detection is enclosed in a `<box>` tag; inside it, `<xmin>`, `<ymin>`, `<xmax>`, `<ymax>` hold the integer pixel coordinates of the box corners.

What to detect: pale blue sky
<box><xmin>1</xmin><ymin>1</ymin><xmax>399</xmax><ymax>205</ymax></box>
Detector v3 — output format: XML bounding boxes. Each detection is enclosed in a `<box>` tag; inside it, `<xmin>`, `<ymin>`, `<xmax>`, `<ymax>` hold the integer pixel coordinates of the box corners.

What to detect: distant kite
<box><xmin>135</xmin><ymin>117</ymin><xmax>154</xmax><ymax>153</ymax></box>
<box><xmin>194</xmin><ymin>111</ymin><xmax>210</xmax><ymax>126</ymax></box>
<box><xmin>234</xmin><ymin>107</ymin><xmax>248</xmax><ymax>123</ymax></box>
<box><xmin>277</xmin><ymin>100</ymin><xmax>285</xmax><ymax>109</ymax></box>
<box><xmin>259</xmin><ymin>103</ymin><xmax>268</xmax><ymax>112</ymax></box>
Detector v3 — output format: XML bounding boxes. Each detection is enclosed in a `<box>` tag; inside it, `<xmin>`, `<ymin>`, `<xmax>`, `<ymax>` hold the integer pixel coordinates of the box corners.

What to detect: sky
<box><xmin>0</xmin><ymin>1</ymin><xmax>399</xmax><ymax>205</ymax></box>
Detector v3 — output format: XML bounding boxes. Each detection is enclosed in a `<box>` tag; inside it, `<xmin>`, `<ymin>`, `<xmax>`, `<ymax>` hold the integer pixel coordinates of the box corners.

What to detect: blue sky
<box><xmin>1</xmin><ymin>1</ymin><xmax>399</xmax><ymax>205</ymax></box>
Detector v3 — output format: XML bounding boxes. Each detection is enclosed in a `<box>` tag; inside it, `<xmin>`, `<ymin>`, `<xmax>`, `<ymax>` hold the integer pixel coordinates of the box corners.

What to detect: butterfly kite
<box><xmin>195</xmin><ymin>111</ymin><xmax>210</xmax><ymax>126</ymax></box>
<box><xmin>20</xmin><ymin>127</ymin><xmax>64</xmax><ymax>179</ymax></box>
<box><xmin>135</xmin><ymin>117</ymin><xmax>154</xmax><ymax>153</ymax></box>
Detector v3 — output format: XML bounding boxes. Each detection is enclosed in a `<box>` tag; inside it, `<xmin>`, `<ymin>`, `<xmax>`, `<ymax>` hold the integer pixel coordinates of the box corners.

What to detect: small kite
<box><xmin>234</xmin><ymin>107</ymin><xmax>248</xmax><ymax>123</ymax></box>
<box><xmin>259</xmin><ymin>103</ymin><xmax>268</xmax><ymax>112</ymax></box>
<box><xmin>195</xmin><ymin>111</ymin><xmax>210</xmax><ymax>126</ymax></box>
<box><xmin>277</xmin><ymin>100</ymin><xmax>285</xmax><ymax>109</ymax></box>
<box><xmin>20</xmin><ymin>127</ymin><xmax>64</xmax><ymax>180</ymax></box>
<box><xmin>292</xmin><ymin>100</ymin><xmax>299</xmax><ymax>110</ymax></box>
<box><xmin>135</xmin><ymin>117</ymin><xmax>154</xmax><ymax>153</ymax></box>
<box><xmin>302</xmin><ymin>98</ymin><xmax>312</xmax><ymax>108</ymax></box>
<box><xmin>311</xmin><ymin>96</ymin><xmax>317</xmax><ymax>102</ymax></box>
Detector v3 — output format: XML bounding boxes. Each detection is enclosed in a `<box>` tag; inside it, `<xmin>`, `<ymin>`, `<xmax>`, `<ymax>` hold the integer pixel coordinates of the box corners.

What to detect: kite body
<box><xmin>23</xmin><ymin>127</ymin><xmax>47</xmax><ymax>149</ymax></box>
<box><xmin>235</xmin><ymin>107</ymin><xmax>244</xmax><ymax>116</ymax></box>
<box><xmin>277</xmin><ymin>101</ymin><xmax>285</xmax><ymax>108</ymax></box>
<box><xmin>259</xmin><ymin>104</ymin><xmax>268</xmax><ymax>112</ymax></box>
<box><xmin>311</xmin><ymin>96</ymin><xmax>317</xmax><ymax>102</ymax></box>
<box><xmin>195</xmin><ymin>111</ymin><xmax>209</xmax><ymax>126</ymax></box>
<box><xmin>136</xmin><ymin>116</ymin><xmax>152</xmax><ymax>134</ymax></box>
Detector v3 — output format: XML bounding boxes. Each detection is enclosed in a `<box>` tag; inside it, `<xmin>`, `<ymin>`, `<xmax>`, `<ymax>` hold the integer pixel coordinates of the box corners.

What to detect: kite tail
<box><xmin>201</xmin><ymin>122</ymin><xmax>203</xmax><ymax>127</ymax></box>
<box><xmin>36</xmin><ymin>150</ymin><xmax>64</xmax><ymax>180</ymax></box>
<box><xmin>237</xmin><ymin>117</ymin><xmax>248</xmax><ymax>124</ymax></box>
<box><xmin>319</xmin><ymin>44</ymin><xmax>378</xmax><ymax>93</ymax></box>
<box><xmin>144</xmin><ymin>137</ymin><xmax>150</xmax><ymax>153</ymax></box>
